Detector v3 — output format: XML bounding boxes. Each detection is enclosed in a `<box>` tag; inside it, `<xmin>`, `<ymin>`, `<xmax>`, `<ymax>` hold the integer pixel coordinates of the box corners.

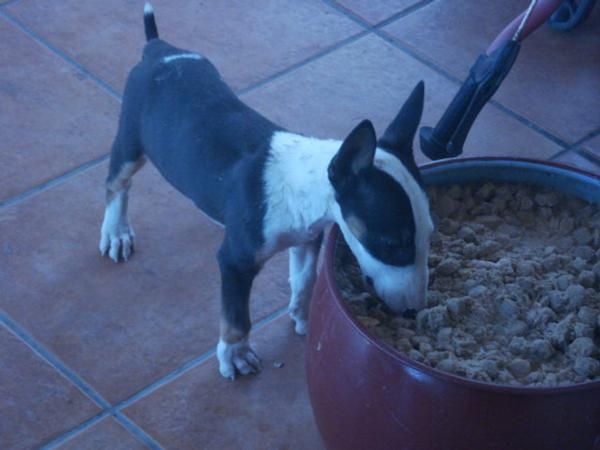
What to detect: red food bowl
<box><xmin>306</xmin><ymin>158</ymin><xmax>600</xmax><ymax>450</ymax></box>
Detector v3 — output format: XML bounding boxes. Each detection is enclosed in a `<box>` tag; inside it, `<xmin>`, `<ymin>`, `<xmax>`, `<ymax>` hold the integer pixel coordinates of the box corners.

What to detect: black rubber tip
<box><xmin>419</xmin><ymin>126</ymin><xmax>453</xmax><ymax>161</ymax></box>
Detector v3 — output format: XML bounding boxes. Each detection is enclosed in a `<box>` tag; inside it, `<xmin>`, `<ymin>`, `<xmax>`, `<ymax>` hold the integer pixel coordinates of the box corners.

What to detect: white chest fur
<box><xmin>259</xmin><ymin>132</ymin><xmax>340</xmax><ymax>259</ymax></box>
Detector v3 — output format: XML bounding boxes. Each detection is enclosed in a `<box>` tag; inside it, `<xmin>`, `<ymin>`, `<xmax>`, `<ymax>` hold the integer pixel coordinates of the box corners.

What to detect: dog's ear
<box><xmin>328</xmin><ymin>120</ymin><xmax>376</xmax><ymax>191</ymax></box>
<box><xmin>378</xmin><ymin>81</ymin><xmax>424</xmax><ymax>157</ymax></box>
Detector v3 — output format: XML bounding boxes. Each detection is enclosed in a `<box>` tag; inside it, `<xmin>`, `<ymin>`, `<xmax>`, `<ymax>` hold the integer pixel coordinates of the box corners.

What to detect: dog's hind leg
<box><xmin>99</xmin><ymin>131</ymin><xmax>145</xmax><ymax>262</ymax></box>
<box><xmin>288</xmin><ymin>233</ymin><xmax>323</xmax><ymax>335</ymax></box>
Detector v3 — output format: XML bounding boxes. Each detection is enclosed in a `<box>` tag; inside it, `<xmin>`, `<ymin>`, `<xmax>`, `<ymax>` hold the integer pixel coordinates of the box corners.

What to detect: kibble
<box><xmin>336</xmin><ymin>182</ymin><xmax>600</xmax><ymax>386</ymax></box>
<box><xmin>508</xmin><ymin>358</ymin><xmax>531</xmax><ymax>379</ymax></box>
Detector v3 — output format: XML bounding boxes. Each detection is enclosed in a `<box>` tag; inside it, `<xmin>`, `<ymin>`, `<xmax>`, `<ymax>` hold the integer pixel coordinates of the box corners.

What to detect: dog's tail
<box><xmin>144</xmin><ymin>3</ymin><xmax>159</xmax><ymax>41</ymax></box>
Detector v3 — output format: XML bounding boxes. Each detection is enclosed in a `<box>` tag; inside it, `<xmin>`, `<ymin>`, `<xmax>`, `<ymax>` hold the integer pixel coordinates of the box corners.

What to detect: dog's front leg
<box><xmin>216</xmin><ymin>244</ymin><xmax>261</xmax><ymax>380</ymax></box>
<box><xmin>288</xmin><ymin>233</ymin><xmax>323</xmax><ymax>335</ymax></box>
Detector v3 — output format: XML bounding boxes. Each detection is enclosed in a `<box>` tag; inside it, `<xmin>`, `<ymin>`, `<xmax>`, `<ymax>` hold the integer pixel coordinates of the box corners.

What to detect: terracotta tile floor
<box><xmin>1</xmin><ymin>1</ymin><xmax>598</xmax><ymax>448</ymax></box>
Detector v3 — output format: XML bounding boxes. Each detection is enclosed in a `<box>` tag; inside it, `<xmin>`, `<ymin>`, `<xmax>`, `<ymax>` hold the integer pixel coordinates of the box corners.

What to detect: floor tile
<box><xmin>124</xmin><ymin>316</ymin><xmax>324</xmax><ymax>450</ymax></box>
<box><xmin>57</xmin><ymin>417</ymin><xmax>149</xmax><ymax>450</ymax></box>
<box><xmin>383</xmin><ymin>0</ymin><xmax>600</xmax><ymax>144</ymax></box>
<box><xmin>553</xmin><ymin>149</ymin><xmax>600</xmax><ymax>176</ymax></box>
<box><xmin>241</xmin><ymin>34</ymin><xmax>562</xmax><ymax>165</ymax></box>
<box><xmin>335</xmin><ymin>0</ymin><xmax>422</xmax><ymax>24</ymax></box>
<box><xmin>0</xmin><ymin>16</ymin><xmax>119</xmax><ymax>203</ymax></box>
<box><xmin>6</xmin><ymin>0</ymin><xmax>361</xmax><ymax>94</ymax></box>
<box><xmin>0</xmin><ymin>324</ymin><xmax>100</xmax><ymax>450</ymax></box>
<box><xmin>0</xmin><ymin>162</ymin><xmax>290</xmax><ymax>403</ymax></box>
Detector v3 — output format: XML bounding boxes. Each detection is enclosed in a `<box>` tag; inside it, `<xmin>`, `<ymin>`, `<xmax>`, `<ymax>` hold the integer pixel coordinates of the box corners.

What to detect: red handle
<box><xmin>487</xmin><ymin>0</ymin><xmax>564</xmax><ymax>54</ymax></box>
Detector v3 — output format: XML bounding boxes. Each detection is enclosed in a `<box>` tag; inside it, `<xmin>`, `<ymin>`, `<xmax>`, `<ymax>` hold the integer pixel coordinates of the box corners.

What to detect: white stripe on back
<box><xmin>162</xmin><ymin>53</ymin><xmax>202</xmax><ymax>64</ymax></box>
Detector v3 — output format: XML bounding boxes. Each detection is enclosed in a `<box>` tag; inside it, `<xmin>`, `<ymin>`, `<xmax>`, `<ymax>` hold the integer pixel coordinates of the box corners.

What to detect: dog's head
<box><xmin>329</xmin><ymin>81</ymin><xmax>433</xmax><ymax>314</ymax></box>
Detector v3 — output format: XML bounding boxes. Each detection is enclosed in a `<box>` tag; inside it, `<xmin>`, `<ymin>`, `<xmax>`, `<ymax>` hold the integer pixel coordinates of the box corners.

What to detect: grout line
<box><xmin>0</xmin><ymin>10</ymin><xmax>121</xmax><ymax>211</ymax></box>
<box><xmin>373</xmin><ymin>0</ymin><xmax>437</xmax><ymax>28</ymax></box>
<box><xmin>485</xmin><ymin>98</ymin><xmax>569</xmax><ymax>148</ymax></box>
<box><xmin>0</xmin><ymin>154</ymin><xmax>110</xmax><ymax>209</ymax></box>
<box><xmin>320</xmin><ymin>0</ymin><xmax>372</xmax><ymax>28</ymax></box>
<box><xmin>0</xmin><ymin>311</ymin><xmax>111</xmax><ymax>409</ymax></box>
<box><xmin>323</xmin><ymin>0</ymin><xmax>574</xmax><ymax>154</ymax></box>
<box><xmin>239</xmin><ymin>0</ymin><xmax>437</xmax><ymax>97</ymax></box>
<box><xmin>322</xmin><ymin>0</ymin><xmax>435</xmax><ymax>29</ymax></box>
<box><xmin>114</xmin><ymin>412</ymin><xmax>165</xmax><ymax>450</ymax></box>
<box><xmin>113</xmin><ymin>345</ymin><xmax>219</xmax><ymax>411</ymax></box>
<box><xmin>571</xmin><ymin>127</ymin><xmax>600</xmax><ymax>148</ymax></box>
<box><xmin>375</xmin><ymin>29</ymin><xmax>572</xmax><ymax>150</ymax></box>
<box><xmin>27</xmin><ymin>305</ymin><xmax>289</xmax><ymax>447</ymax></box>
<box><xmin>549</xmin><ymin>147</ymin><xmax>600</xmax><ymax>174</ymax></box>
<box><xmin>373</xmin><ymin>28</ymin><xmax>461</xmax><ymax>83</ymax></box>
<box><xmin>549</xmin><ymin>127</ymin><xmax>600</xmax><ymax>161</ymax></box>
<box><xmin>114</xmin><ymin>304</ymin><xmax>289</xmax><ymax>411</ymax></box>
<box><xmin>549</xmin><ymin>147</ymin><xmax>573</xmax><ymax>161</ymax></box>
<box><xmin>237</xmin><ymin>29</ymin><xmax>371</xmax><ymax>96</ymax></box>
<box><xmin>579</xmin><ymin>148</ymin><xmax>600</xmax><ymax>166</ymax></box>
<box><xmin>38</xmin><ymin>411</ymin><xmax>112</xmax><ymax>450</ymax></box>
<box><xmin>240</xmin><ymin>0</ymin><xmax>433</xmax><ymax>98</ymax></box>
<box><xmin>0</xmin><ymin>9</ymin><xmax>122</xmax><ymax>101</ymax></box>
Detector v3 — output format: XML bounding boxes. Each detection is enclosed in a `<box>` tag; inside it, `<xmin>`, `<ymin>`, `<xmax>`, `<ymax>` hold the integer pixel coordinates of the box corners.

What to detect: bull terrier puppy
<box><xmin>100</xmin><ymin>4</ymin><xmax>433</xmax><ymax>379</ymax></box>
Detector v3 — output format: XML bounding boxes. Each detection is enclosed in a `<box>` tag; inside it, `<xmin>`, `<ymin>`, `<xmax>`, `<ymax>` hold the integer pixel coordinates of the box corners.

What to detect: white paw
<box><xmin>217</xmin><ymin>339</ymin><xmax>261</xmax><ymax>380</ymax></box>
<box><xmin>99</xmin><ymin>222</ymin><xmax>135</xmax><ymax>262</ymax></box>
<box><xmin>99</xmin><ymin>204</ymin><xmax>135</xmax><ymax>262</ymax></box>
<box><xmin>289</xmin><ymin>306</ymin><xmax>308</xmax><ymax>335</ymax></box>
<box><xmin>292</xmin><ymin>317</ymin><xmax>307</xmax><ymax>335</ymax></box>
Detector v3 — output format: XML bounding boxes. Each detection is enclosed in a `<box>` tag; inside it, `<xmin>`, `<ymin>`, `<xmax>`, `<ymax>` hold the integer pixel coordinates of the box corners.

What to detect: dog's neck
<box><xmin>260</xmin><ymin>132</ymin><xmax>341</xmax><ymax>256</ymax></box>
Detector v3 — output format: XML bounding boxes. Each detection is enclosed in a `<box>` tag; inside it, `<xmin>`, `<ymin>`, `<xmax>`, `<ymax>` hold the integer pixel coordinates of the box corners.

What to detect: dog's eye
<box><xmin>402</xmin><ymin>235</ymin><xmax>415</xmax><ymax>248</ymax></box>
<box><xmin>365</xmin><ymin>234</ymin><xmax>415</xmax><ymax>266</ymax></box>
<box><xmin>379</xmin><ymin>240</ymin><xmax>404</xmax><ymax>260</ymax></box>
<box><xmin>380</xmin><ymin>235</ymin><xmax>413</xmax><ymax>250</ymax></box>
<box><xmin>384</xmin><ymin>241</ymin><xmax>400</xmax><ymax>251</ymax></box>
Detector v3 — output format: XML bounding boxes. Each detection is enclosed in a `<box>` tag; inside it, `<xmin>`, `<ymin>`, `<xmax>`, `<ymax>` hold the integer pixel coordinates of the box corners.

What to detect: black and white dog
<box><xmin>100</xmin><ymin>4</ymin><xmax>434</xmax><ymax>380</ymax></box>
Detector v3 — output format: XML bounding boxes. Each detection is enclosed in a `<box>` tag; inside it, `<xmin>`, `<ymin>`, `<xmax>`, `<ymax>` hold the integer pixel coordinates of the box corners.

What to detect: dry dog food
<box><xmin>336</xmin><ymin>182</ymin><xmax>600</xmax><ymax>386</ymax></box>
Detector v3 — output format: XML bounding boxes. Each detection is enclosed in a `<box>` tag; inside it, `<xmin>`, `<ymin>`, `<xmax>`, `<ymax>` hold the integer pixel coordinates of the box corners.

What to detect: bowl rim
<box><xmin>420</xmin><ymin>156</ymin><xmax>600</xmax><ymax>181</ymax></box>
<box><xmin>322</xmin><ymin>157</ymin><xmax>600</xmax><ymax>395</ymax></box>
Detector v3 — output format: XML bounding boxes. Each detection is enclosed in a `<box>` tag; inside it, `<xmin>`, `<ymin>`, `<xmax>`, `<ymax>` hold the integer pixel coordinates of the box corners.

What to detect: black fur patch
<box><xmin>378</xmin><ymin>80</ymin><xmax>425</xmax><ymax>188</ymax></box>
<box><xmin>119</xmin><ymin>40</ymin><xmax>283</xmax><ymax>255</ymax></box>
<box><xmin>336</xmin><ymin>166</ymin><xmax>416</xmax><ymax>266</ymax></box>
